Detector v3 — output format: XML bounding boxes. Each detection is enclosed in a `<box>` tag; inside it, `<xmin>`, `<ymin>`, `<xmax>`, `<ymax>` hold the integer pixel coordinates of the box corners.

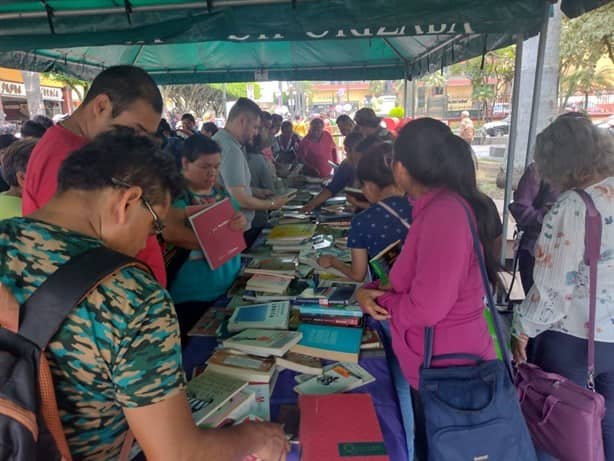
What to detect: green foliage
<box><xmin>388</xmin><ymin>106</ymin><xmax>405</xmax><ymax>118</ymax></box>
<box><xmin>210</xmin><ymin>82</ymin><xmax>261</xmax><ymax>100</ymax></box>
<box><xmin>559</xmin><ymin>2</ymin><xmax>613</xmax><ymax>110</ymax></box>
<box><xmin>43</xmin><ymin>72</ymin><xmax>89</xmax><ymax>100</ymax></box>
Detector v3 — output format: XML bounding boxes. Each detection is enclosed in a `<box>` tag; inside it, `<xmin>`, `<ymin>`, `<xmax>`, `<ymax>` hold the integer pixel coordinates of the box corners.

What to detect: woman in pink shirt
<box><xmin>356</xmin><ymin>118</ymin><xmax>498</xmax><ymax>460</ymax></box>
<box><xmin>296</xmin><ymin>118</ymin><xmax>337</xmax><ymax>178</ymax></box>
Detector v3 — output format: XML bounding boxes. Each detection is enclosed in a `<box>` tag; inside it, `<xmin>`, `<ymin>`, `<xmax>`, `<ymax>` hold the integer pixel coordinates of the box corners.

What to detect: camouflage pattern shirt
<box><xmin>0</xmin><ymin>218</ymin><xmax>186</xmax><ymax>461</ymax></box>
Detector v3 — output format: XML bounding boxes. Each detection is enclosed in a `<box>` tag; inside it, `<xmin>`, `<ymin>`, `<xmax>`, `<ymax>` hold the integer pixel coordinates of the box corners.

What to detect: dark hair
<box><xmin>260</xmin><ymin>111</ymin><xmax>273</xmax><ymax>123</ymax></box>
<box><xmin>81</xmin><ymin>66</ymin><xmax>163</xmax><ymax>118</ymax></box>
<box><xmin>343</xmin><ymin>131</ymin><xmax>363</xmax><ymax>152</ymax></box>
<box><xmin>356</xmin><ymin>143</ymin><xmax>394</xmax><ymax>188</ymax></box>
<box><xmin>58</xmin><ymin>127</ymin><xmax>183</xmax><ymax>205</ymax></box>
<box><xmin>182</xmin><ymin>113</ymin><xmax>196</xmax><ymax>123</ymax></box>
<box><xmin>201</xmin><ymin>122</ymin><xmax>218</xmax><ymax>135</ymax></box>
<box><xmin>355</xmin><ymin>135</ymin><xmax>381</xmax><ymax>155</ymax></box>
<box><xmin>0</xmin><ymin>134</ymin><xmax>17</xmax><ymax>150</ymax></box>
<box><xmin>228</xmin><ymin>97</ymin><xmax>261</xmax><ymax>122</ymax></box>
<box><xmin>336</xmin><ymin>114</ymin><xmax>353</xmax><ymax>125</ymax></box>
<box><xmin>1</xmin><ymin>138</ymin><xmax>37</xmax><ymax>187</ymax></box>
<box><xmin>182</xmin><ymin>134</ymin><xmax>222</xmax><ymax>162</ymax></box>
<box><xmin>281</xmin><ymin>121</ymin><xmax>293</xmax><ymax>131</ymax></box>
<box><xmin>271</xmin><ymin>114</ymin><xmax>283</xmax><ymax>125</ymax></box>
<box><xmin>394</xmin><ymin>118</ymin><xmax>500</xmax><ymax>280</ymax></box>
<box><xmin>32</xmin><ymin>115</ymin><xmax>53</xmax><ymax>129</ymax></box>
<box><xmin>20</xmin><ymin>120</ymin><xmax>46</xmax><ymax>138</ymax></box>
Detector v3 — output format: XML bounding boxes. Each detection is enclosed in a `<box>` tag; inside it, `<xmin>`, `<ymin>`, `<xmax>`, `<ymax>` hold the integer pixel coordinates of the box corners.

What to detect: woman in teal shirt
<box><xmin>169</xmin><ymin>134</ymin><xmax>247</xmax><ymax>341</ymax></box>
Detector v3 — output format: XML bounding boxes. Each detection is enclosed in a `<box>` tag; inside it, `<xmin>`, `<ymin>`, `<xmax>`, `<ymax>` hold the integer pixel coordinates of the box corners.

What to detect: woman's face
<box><xmin>182</xmin><ymin>152</ymin><xmax>221</xmax><ymax>191</ymax></box>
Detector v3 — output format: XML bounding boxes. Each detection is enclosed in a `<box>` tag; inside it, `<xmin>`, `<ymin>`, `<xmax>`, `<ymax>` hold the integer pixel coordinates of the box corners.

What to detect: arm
<box><xmin>318</xmin><ymin>249</ymin><xmax>368</xmax><ymax>282</ymax></box>
<box><xmin>227</xmin><ymin>185</ymin><xmax>288</xmax><ymax>211</ymax></box>
<box><xmin>302</xmin><ymin>188</ymin><xmax>333</xmax><ymax>213</ymax></box>
<box><xmin>378</xmin><ymin>202</ymin><xmax>473</xmax><ymax>329</ymax></box>
<box><xmin>512</xmin><ymin>193</ymin><xmax>585</xmax><ymax>338</ymax></box>
<box><xmin>124</xmin><ymin>393</ymin><xmax>289</xmax><ymax>461</ymax></box>
<box><xmin>162</xmin><ymin>207</ymin><xmax>200</xmax><ymax>250</ymax></box>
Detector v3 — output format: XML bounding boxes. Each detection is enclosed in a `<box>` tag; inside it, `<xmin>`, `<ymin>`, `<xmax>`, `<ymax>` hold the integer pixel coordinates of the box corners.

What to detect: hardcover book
<box><xmin>188</xmin><ymin>198</ymin><xmax>246</xmax><ymax>270</ymax></box>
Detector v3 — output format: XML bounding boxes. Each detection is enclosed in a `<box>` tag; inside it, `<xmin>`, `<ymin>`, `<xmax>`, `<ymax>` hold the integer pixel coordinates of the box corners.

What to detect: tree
<box><xmin>43</xmin><ymin>72</ymin><xmax>89</xmax><ymax>101</ymax></box>
<box><xmin>210</xmin><ymin>82</ymin><xmax>261</xmax><ymax>100</ymax></box>
<box><xmin>450</xmin><ymin>46</ymin><xmax>515</xmax><ymax>120</ymax></box>
<box><xmin>558</xmin><ymin>2</ymin><xmax>613</xmax><ymax>110</ymax></box>
<box><xmin>160</xmin><ymin>85</ymin><xmax>225</xmax><ymax>118</ymax></box>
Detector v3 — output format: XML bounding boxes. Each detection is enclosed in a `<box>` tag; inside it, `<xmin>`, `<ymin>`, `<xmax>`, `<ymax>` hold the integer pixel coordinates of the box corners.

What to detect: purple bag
<box><xmin>516</xmin><ymin>189</ymin><xmax>606</xmax><ymax>461</ymax></box>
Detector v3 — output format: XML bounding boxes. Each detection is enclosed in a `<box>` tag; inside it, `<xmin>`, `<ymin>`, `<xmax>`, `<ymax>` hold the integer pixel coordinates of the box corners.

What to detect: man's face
<box><xmin>183</xmin><ymin>118</ymin><xmax>196</xmax><ymax>132</ymax></box>
<box><xmin>241</xmin><ymin>114</ymin><xmax>261</xmax><ymax>145</ymax></box>
<box><xmin>110</xmin><ymin>99</ymin><xmax>161</xmax><ymax>136</ymax></box>
<box><xmin>338</xmin><ymin>120</ymin><xmax>353</xmax><ymax>137</ymax></box>
<box><xmin>309</xmin><ymin>120</ymin><xmax>324</xmax><ymax>139</ymax></box>
<box><xmin>281</xmin><ymin>124</ymin><xmax>293</xmax><ymax>137</ymax></box>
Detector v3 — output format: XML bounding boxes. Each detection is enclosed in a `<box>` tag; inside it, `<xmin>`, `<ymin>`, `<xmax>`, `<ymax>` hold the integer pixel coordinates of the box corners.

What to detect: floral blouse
<box><xmin>512</xmin><ymin>176</ymin><xmax>614</xmax><ymax>341</ymax></box>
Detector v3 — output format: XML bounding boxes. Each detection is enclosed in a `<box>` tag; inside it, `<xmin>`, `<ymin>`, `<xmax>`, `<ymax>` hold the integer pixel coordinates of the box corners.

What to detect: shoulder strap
<box><xmin>574</xmin><ymin>188</ymin><xmax>602</xmax><ymax>390</ymax></box>
<box><xmin>19</xmin><ymin>246</ymin><xmax>149</xmax><ymax>349</ymax></box>
<box><xmin>376</xmin><ymin>200</ymin><xmax>410</xmax><ymax>230</ymax></box>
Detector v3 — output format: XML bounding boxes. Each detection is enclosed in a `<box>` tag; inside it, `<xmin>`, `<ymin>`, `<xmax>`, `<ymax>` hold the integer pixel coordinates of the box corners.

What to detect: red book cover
<box><xmin>299</xmin><ymin>394</ymin><xmax>389</xmax><ymax>461</ymax></box>
<box><xmin>188</xmin><ymin>198</ymin><xmax>246</xmax><ymax>270</ymax></box>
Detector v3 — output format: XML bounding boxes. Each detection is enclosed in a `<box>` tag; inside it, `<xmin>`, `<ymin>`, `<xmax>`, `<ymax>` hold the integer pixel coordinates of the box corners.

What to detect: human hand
<box><xmin>270</xmin><ymin>196</ymin><xmax>290</xmax><ymax>210</ymax></box>
<box><xmin>512</xmin><ymin>334</ymin><xmax>529</xmax><ymax>363</ymax></box>
<box><xmin>301</xmin><ymin>202</ymin><xmax>315</xmax><ymax>213</ymax></box>
<box><xmin>317</xmin><ymin>255</ymin><xmax>335</xmax><ymax>268</ymax></box>
<box><xmin>356</xmin><ymin>288</ymin><xmax>390</xmax><ymax>321</ymax></box>
<box><xmin>238</xmin><ymin>422</ymin><xmax>290</xmax><ymax>461</ymax></box>
<box><xmin>229</xmin><ymin>212</ymin><xmax>248</xmax><ymax>232</ymax></box>
<box><xmin>346</xmin><ymin>195</ymin><xmax>369</xmax><ymax>210</ymax></box>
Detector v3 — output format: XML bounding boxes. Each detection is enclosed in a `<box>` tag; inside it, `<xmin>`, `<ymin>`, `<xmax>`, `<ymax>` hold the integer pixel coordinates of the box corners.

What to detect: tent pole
<box><xmin>402</xmin><ymin>69</ymin><xmax>408</xmax><ymax>118</ymax></box>
<box><xmin>500</xmin><ymin>34</ymin><xmax>524</xmax><ymax>266</ymax></box>
<box><xmin>524</xmin><ymin>2</ymin><xmax>550</xmax><ymax>168</ymax></box>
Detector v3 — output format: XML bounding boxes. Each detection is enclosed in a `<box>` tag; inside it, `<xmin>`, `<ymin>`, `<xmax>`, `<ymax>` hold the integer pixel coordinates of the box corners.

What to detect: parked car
<box><xmin>482</xmin><ymin>115</ymin><xmax>510</xmax><ymax>137</ymax></box>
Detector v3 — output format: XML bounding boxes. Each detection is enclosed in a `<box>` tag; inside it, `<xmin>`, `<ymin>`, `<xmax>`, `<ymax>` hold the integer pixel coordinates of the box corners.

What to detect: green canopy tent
<box><xmin>0</xmin><ymin>0</ymin><xmax>607</xmax><ymax>83</ymax></box>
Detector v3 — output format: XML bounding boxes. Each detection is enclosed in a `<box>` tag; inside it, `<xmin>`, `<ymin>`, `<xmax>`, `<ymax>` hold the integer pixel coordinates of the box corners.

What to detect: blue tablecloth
<box><xmin>182</xmin><ymin>317</ymin><xmax>411</xmax><ymax>461</ymax></box>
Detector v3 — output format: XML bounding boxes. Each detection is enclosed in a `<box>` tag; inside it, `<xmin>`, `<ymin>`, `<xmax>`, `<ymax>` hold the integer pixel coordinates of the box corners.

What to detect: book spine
<box><xmin>300</xmin><ymin>315</ymin><xmax>361</xmax><ymax>327</ymax></box>
<box><xmin>369</xmin><ymin>260</ymin><xmax>390</xmax><ymax>285</ymax></box>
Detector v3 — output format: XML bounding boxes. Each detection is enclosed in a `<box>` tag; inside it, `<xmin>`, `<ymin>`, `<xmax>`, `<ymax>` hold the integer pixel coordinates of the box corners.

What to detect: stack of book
<box><xmin>291</xmin><ymin>323</ymin><xmax>363</xmax><ymax>363</ymax></box>
<box><xmin>267</xmin><ymin>223</ymin><xmax>317</xmax><ymax>253</ymax></box>
<box><xmin>243</xmin><ymin>256</ymin><xmax>298</xmax><ymax>277</ymax></box>
<box><xmin>227</xmin><ymin>302</ymin><xmax>291</xmax><ymax>332</ymax></box>
<box><xmin>245</xmin><ymin>273</ymin><xmax>293</xmax><ymax>294</ymax></box>
<box><xmin>294</xmin><ymin>362</ymin><xmax>375</xmax><ymax>395</ymax></box>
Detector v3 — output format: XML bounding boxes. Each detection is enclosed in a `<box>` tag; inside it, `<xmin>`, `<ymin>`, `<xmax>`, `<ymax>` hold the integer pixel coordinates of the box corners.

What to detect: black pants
<box><xmin>518</xmin><ymin>248</ymin><xmax>535</xmax><ymax>294</ymax></box>
<box><xmin>174</xmin><ymin>301</ymin><xmax>212</xmax><ymax>346</ymax></box>
<box><xmin>410</xmin><ymin>387</ymin><xmax>428</xmax><ymax>461</ymax></box>
<box><xmin>529</xmin><ymin>330</ymin><xmax>614</xmax><ymax>459</ymax></box>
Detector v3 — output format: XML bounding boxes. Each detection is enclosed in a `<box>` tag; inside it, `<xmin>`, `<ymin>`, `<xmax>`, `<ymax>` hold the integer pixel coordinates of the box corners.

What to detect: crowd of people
<box><xmin>0</xmin><ymin>64</ymin><xmax>613</xmax><ymax>461</ymax></box>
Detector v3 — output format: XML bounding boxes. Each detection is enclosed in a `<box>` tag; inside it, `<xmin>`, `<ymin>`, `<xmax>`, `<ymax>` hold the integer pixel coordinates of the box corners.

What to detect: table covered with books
<box><xmin>180</xmin><ymin>182</ymin><xmax>412</xmax><ymax>461</ymax></box>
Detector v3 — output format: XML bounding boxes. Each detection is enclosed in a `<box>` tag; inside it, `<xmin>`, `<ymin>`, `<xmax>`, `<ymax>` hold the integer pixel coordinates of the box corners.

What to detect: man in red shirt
<box><xmin>296</xmin><ymin>118</ymin><xmax>337</xmax><ymax>178</ymax></box>
<box><xmin>23</xmin><ymin>65</ymin><xmax>198</xmax><ymax>286</ymax></box>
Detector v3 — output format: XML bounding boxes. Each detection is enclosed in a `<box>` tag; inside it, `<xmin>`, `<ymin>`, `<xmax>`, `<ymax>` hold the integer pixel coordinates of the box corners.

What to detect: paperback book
<box><xmin>275</xmin><ymin>351</ymin><xmax>323</xmax><ymax>375</ymax></box>
<box><xmin>227</xmin><ymin>301</ymin><xmax>291</xmax><ymax>332</ymax></box>
<box><xmin>369</xmin><ymin>240</ymin><xmax>402</xmax><ymax>285</ymax></box>
<box><xmin>294</xmin><ymin>362</ymin><xmax>375</xmax><ymax>395</ymax></box>
<box><xmin>246</xmin><ymin>274</ymin><xmax>292</xmax><ymax>295</ymax></box>
<box><xmin>188</xmin><ymin>308</ymin><xmax>232</xmax><ymax>337</ymax></box>
<box><xmin>187</xmin><ymin>371</ymin><xmax>248</xmax><ymax>425</ymax></box>
<box><xmin>291</xmin><ymin>323</ymin><xmax>363</xmax><ymax>363</ymax></box>
<box><xmin>243</xmin><ymin>257</ymin><xmax>297</xmax><ymax>277</ymax></box>
<box><xmin>222</xmin><ymin>329</ymin><xmax>303</xmax><ymax>357</ymax></box>
<box><xmin>206</xmin><ymin>349</ymin><xmax>277</xmax><ymax>382</ymax></box>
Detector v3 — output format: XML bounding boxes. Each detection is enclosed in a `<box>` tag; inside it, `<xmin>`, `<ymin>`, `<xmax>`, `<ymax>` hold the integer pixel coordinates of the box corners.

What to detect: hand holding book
<box><xmin>229</xmin><ymin>212</ymin><xmax>248</xmax><ymax>232</ymax></box>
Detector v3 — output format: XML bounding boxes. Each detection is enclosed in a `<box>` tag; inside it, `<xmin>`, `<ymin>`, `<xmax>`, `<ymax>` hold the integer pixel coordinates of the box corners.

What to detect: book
<box><xmin>299</xmin><ymin>394</ymin><xmax>389</xmax><ymax>461</ymax></box>
<box><xmin>227</xmin><ymin>301</ymin><xmax>291</xmax><ymax>332</ymax></box>
<box><xmin>275</xmin><ymin>351</ymin><xmax>323</xmax><ymax>375</ymax></box>
<box><xmin>361</xmin><ymin>328</ymin><xmax>384</xmax><ymax>350</ymax></box>
<box><xmin>291</xmin><ymin>324</ymin><xmax>363</xmax><ymax>363</ymax></box>
<box><xmin>242</xmin><ymin>280</ymin><xmax>310</xmax><ymax>303</ymax></box>
<box><xmin>188</xmin><ymin>198</ymin><xmax>247</xmax><ymax>270</ymax></box>
<box><xmin>245</xmin><ymin>369</ymin><xmax>280</xmax><ymax>421</ymax></box>
<box><xmin>186</xmin><ymin>371</ymin><xmax>249</xmax><ymax>425</ymax></box>
<box><xmin>206</xmin><ymin>349</ymin><xmax>277</xmax><ymax>382</ymax></box>
<box><xmin>369</xmin><ymin>240</ymin><xmax>402</xmax><ymax>285</ymax></box>
<box><xmin>244</xmin><ymin>257</ymin><xmax>297</xmax><ymax>277</ymax></box>
<box><xmin>328</xmin><ymin>160</ymin><xmax>339</xmax><ymax>170</ymax></box>
<box><xmin>198</xmin><ymin>390</ymin><xmax>255</xmax><ymax>428</ymax></box>
<box><xmin>188</xmin><ymin>308</ymin><xmax>232</xmax><ymax>337</ymax></box>
<box><xmin>297</xmin><ymin>283</ymin><xmax>357</xmax><ymax>305</ymax></box>
<box><xmin>300</xmin><ymin>313</ymin><xmax>363</xmax><ymax>328</ymax></box>
<box><xmin>296</xmin><ymin>303</ymin><xmax>363</xmax><ymax>318</ymax></box>
<box><xmin>245</xmin><ymin>274</ymin><xmax>292</xmax><ymax>294</ymax></box>
<box><xmin>267</xmin><ymin>223</ymin><xmax>317</xmax><ymax>244</ymax></box>
<box><xmin>222</xmin><ymin>329</ymin><xmax>303</xmax><ymax>357</ymax></box>
<box><xmin>278</xmin><ymin>187</ymin><xmax>298</xmax><ymax>200</ymax></box>
<box><xmin>344</xmin><ymin>187</ymin><xmax>368</xmax><ymax>202</ymax></box>
<box><xmin>294</xmin><ymin>362</ymin><xmax>375</xmax><ymax>395</ymax></box>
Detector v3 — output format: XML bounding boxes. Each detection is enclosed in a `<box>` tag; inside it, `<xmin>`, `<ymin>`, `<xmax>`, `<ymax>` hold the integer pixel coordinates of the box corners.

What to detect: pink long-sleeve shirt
<box><xmin>378</xmin><ymin>188</ymin><xmax>495</xmax><ymax>388</ymax></box>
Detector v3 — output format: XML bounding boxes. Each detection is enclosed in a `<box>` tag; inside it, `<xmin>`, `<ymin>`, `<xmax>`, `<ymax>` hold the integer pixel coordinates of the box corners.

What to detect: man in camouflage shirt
<box><xmin>0</xmin><ymin>128</ymin><xmax>289</xmax><ymax>461</ymax></box>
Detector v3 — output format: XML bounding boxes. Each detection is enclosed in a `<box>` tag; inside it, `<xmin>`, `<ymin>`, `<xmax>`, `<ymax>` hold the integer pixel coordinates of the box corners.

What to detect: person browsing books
<box><xmin>301</xmin><ymin>131</ymin><xmax>364</xmax><ymax>213</ymax></box>
<box><xmin>0</xmin><ymin>128</ymin><xmax>289</xmax><ymax>461</ymax></box>
<box><xmin>296</xmin><ymin>118</ymin><xmax>337</xmax><ymax>178</ymax></box>
<box><xmin>317</xmin><ymin>143</ymin><xmax>411</xmax><ymax>282</ymax></box>
<box><xmin>169</xmin><ymin>134</ymin><xmax>248</xmax><ymax>342</ymax></box>
<box><xmin>214</xmin><ymin>98</ymin><xmax>290</xmax><ymax>247</ymax></box>
<box><xmin>356</xmin><ymin>119</ymin><xmax>499</xmax><ymax>459</ymax></box>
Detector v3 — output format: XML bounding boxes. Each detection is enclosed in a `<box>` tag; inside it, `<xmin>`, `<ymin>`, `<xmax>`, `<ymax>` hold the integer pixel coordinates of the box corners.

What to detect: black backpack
<box><xmin>0</xmin><ymin>246</ymin><xmax>149</xmax><ymax>460</ymax></box>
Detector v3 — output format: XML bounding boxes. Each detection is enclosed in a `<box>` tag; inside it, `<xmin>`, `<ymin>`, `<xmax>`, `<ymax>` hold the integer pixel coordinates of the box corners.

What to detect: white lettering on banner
<box><xmin>227</xmin><ymin>23</ymin><xmax>471</xmax><ymax>41</ymax></box>
<box><xmin>0</xmin><ymin>81</ymin><xmax>26</xmax><ymax>97</ymax></box>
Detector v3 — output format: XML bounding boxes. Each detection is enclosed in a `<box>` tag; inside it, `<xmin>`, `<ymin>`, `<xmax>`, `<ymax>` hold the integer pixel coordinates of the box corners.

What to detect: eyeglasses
<box><xmin>110</xmin><ymin>177</ymin><xmax>165</xmax><ymax>235</ymax></box>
